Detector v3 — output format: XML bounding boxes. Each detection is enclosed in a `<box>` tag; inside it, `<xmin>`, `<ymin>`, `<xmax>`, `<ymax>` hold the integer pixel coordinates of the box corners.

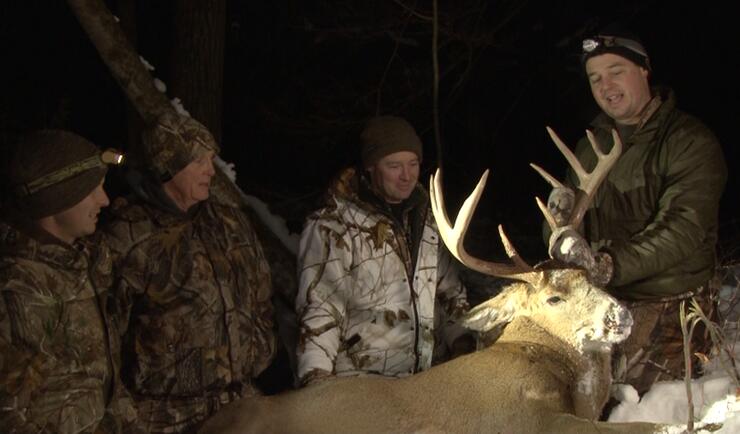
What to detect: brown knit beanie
<box><xmin>142</xmin><ymin>111</ymin><xmax>220</xmax><ymax>180</ymax></box>
<box><xmin>360</xmin><ymin>116</ymin><xmax>423</xmax><ymax>168</ymax></box>
<box><xmin>9</xmin><ymin>130</ymin><xmax>108</xmax><ymax>219</ymax></box>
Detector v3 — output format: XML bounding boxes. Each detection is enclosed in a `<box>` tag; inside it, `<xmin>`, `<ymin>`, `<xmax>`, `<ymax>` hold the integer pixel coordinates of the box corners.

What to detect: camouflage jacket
<box><xmin>102</xmin><ymin>195</ymin><xmax>276</xmax><ymax>432</ymax></box>
<box><xmin>566</xmin><ymin>88</ymin><xmax>727</xmax><ymax>300</ymax></box>
<box><xmin>0</xmin><ymin>222</ymin><xmax>140</xmax><ymax>434</ymax></box>
<box><xmin>296</xmin><ymin>168</ymin><xmax>469</xmax><ymax>385</ymax></box>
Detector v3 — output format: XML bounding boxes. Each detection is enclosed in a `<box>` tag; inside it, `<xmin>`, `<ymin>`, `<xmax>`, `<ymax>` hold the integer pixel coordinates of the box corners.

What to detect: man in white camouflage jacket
<box><xmin>296</xmin><ymin>116</ymin><xmax>474</xmax><ymax>386</ymax></box>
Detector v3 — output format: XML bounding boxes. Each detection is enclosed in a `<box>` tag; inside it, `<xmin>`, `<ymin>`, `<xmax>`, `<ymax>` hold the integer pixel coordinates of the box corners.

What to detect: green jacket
<box><xmin>565</xmin><ymin>88</ymin><xmax>727</xmax><ymax>300</ymax></box>
<box><xmin>0</xmin><ymin>222</ymin><xmax>141</xmax><ymax>434</ymax></box>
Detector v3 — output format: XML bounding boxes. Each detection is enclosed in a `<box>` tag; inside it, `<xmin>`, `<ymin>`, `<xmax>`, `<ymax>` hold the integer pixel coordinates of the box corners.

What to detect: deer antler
<box><xmin>429</xmin><ymin>169</ymin><xmax>535</xmax><ymax>281</ymax></box>
<box><xmin>531</xmin><ymin>127</ymin><xmax>622</xmax><ymax>231</ymax></box>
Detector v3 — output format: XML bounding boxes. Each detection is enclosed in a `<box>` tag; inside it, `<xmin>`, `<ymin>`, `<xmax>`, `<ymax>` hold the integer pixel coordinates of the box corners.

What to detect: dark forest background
<box><xmin>1</xmin><ymin>0</ymin><xmax>738</xmax><ymax>264</ymax></box>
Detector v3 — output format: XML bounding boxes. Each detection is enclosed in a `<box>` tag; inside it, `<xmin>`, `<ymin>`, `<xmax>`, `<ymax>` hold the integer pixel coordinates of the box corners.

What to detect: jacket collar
<box><xmin>125</xmin><ymin>168</ymin><xmax>203</xmax><ymax>226</ymax></box>
<box><xmin>328</xmin><ymin>166</ymin><xmax>428</xmax><ymax>221</ymax></box>
<box><xmin>590</xmin><ymin>86</ymin><xmax>677</xmax><ymax>148</ymax></box>
<box><xmin>0</xmin><ymin>221</ymin><xmax>88</xmax><ymax>271</ymax></box>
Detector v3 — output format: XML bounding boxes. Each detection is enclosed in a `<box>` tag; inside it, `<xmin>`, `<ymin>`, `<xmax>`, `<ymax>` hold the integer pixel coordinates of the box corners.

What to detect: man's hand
<box><xmin>547</xmin><ymin>187</ymin><xmax>575</xmax><ymax>226</ymax></box>
<box><xmin>549</xmin><ymin>226</ymin><xmax>613</xmax><ymax>287</ymax></box>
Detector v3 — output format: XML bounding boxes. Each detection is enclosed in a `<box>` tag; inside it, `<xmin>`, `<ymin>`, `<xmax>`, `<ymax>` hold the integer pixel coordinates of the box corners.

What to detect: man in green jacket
<box><xmin>546</xmin><ymin>26</ymin><xmax>727</xmax><ymax>396</ymax></box>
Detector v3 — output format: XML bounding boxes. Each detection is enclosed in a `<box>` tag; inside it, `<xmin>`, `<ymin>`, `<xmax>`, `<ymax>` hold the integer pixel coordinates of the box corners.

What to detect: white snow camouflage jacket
<box><xmin>296</xmin><ymin>167</ymin><xmax>469</xmax><ymax>384</ymax></box>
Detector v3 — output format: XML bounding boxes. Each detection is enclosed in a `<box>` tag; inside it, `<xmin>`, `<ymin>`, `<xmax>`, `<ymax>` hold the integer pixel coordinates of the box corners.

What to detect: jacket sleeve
<box><xmin>434</xmin><ymin>245</ymin><xmax>471</xmax><ymax>350</ymax></box>
<box><xmin>0</xmin><ymin>283</ymin><xmax>105</xmax><ymax>434</ymax></box>
<box><xmin>98</xmin><ymin>224</ymin><xmax>147</xmax><ymax>335</ymax></box>
<box><xmin>294</xmin><ymin>216</ymin><xmax>351</xmax><ymax>385</ymax></box>
<box><xmin>601</xmin><ymin>124</ymin><xmax>727</xmax><ymax>287</ymax></box>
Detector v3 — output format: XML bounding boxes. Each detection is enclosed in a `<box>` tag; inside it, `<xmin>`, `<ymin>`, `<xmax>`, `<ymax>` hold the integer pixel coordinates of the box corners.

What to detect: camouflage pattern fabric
<box><xmin>0</xmin><ymin>222</ymin><xmax>142</xmax><ymax>433</ymax></box>
<box><xmin>102</xmin><ymin>197</ymin><xmax>276</xmax><ymax>433</ymax></box>
<box><xmin>613</xmin><ymin>283</ymin><xmax>717</xmax><ymax>395</ymax></box>
<box><xmin>296</xmin><ymin>167</ymin><xmax>469</xmax><ymax>385</ymax></box>
<box><xmin>142</xmin><ymin>112</ymin><xmax>221</xmax><ymax>181</ymax></box>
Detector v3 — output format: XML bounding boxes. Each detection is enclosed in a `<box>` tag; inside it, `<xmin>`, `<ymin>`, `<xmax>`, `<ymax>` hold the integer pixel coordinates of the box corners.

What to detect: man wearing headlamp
<box><xmin>0</xmin><ymin>130</ymin><xmax>141</xmax><ymax>433</ymax></box>
<box><xmin>545</xmin><ymin>25</ymin><xmax>727</xmax><ymax>396</ymax></box>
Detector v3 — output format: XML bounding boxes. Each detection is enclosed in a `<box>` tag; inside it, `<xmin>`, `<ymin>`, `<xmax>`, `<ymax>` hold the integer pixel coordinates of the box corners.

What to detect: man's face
<box><xmin>368</xmin><ymin>151</ymin><xmax>420</xmax><ymax>203</ymax></box>
<box><xmin>165</xmin><ymin>151</ymin><xmax>216</xmax><ymax>211</ymax></box>
<box><xmin>53</xmin><ymin>180</ymin><xmax>110</xmax><ymax>242</ymax></box>
<box><xmin>586</xmin><ymin>53</ymin><xmax>651</xmax><ymax>125</ymax></box>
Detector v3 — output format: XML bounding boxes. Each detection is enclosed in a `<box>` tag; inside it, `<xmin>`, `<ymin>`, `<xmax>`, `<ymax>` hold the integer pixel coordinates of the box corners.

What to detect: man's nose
<box><xmin>601</xmin><ymin>76</ymin><xmax>615</xmax><ymax>89</ymax></box>
<box><xmin>205</xmin><ymin>159</ymin><xmax>216</xmax><ymax>176</ymax></box>
<box><xmin>98</xmin><ymin>188</ymin><xmax>110</xmax><ymax>207</ymax></box>
<box><xmin>400</xmin><ymin>166</ymin><xmax>410</xmax><ymax>180</ymax></box>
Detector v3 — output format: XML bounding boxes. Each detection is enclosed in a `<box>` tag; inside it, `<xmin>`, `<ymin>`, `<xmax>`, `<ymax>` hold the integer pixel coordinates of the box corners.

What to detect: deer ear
<box><xmin>462</xmin><ymin>288</ymin><xmax>519</xmax><ymax>332</ymax></box>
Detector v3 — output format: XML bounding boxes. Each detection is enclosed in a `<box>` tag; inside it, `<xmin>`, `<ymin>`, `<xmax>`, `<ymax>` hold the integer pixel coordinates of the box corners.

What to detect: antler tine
<box><xmin>429</xmin><ymin>169</ymin><xmax>533</xmax><ymax>278</ymax></box>
<box><xmin>535</xmin><ymin>196</ymin><xmax>558</xmax><ymax>232</ymax></box>
<box><xmin>567</xmin><ymin>129</ymin><xmax>622</xmax><ymax>227</ymax></box>
<box><xmin>530</xmin><ymin>162</ymin><xmax>564</xmax><ymax>189</ymax></box>
<box><xmin>534</xmin><ymin>127</ymin><xmax>623</xmax><ymax>229</ymax></box>
<box><xmin>546</xmin><ymin>126</ymin><xmax>589</xmax><ymax>183</ymax></box>
<box><xmin>497</xmin><ymin>225</ymin><xmax>532</xmax><ymax>271</ymax></box>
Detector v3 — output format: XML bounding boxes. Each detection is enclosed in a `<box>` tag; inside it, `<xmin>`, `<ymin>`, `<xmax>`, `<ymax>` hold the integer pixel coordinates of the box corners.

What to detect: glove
<box><xmin>548</xmin><ymin>226</ymin><xmax>613</xmax><ymax>287</ymax></box>
<box><xmin>547</xmin><ymin>187</ymin><xmax>575</xmax><ymax>226</ymax></box>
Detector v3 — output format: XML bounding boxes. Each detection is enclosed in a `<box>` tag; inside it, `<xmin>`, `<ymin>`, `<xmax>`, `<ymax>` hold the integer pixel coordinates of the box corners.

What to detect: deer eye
<box><xmin>547</xmin><ymin>296</ymin><xmax>564</xmax><ymax>305</ymax></box>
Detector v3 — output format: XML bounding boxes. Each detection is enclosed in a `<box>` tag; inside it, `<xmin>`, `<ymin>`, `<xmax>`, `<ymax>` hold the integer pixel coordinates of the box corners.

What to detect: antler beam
<box><xmin>429</xmin><ymin>169</ymin><xmax>534</xmax><ymax>279</ymax></box>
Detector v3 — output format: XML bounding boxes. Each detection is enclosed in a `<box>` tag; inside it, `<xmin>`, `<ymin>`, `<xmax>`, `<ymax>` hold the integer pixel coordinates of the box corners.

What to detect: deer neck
<box><xmin>496</xmin><ymin>317</ymin><xmax>584</xmax><ymax>374</ymax></box>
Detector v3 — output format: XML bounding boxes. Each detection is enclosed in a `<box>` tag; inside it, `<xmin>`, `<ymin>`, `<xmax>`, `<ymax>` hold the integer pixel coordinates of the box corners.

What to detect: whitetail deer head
<box><xmin>429</xmin><ymin>126</ymin><xmax>629</xmax><ymax>353</ymax></box>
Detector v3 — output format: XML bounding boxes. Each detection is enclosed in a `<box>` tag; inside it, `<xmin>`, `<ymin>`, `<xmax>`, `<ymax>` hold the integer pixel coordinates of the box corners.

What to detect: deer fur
<box><xmin>197</xmin><ymin>266</ymin><xmax>705</xmax><ymax>434</ymax></box>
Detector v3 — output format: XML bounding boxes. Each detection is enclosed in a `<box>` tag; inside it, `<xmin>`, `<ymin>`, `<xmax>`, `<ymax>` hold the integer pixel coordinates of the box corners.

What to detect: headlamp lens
<box><xmin>582</xmin><ymin>39</ymin><xmax>600</xmax><ymax>53</ymax></box>
<box><xmin>101</xmin><ymin>148</ymin><xmax>125</xmax><ymax>166</ymax></box>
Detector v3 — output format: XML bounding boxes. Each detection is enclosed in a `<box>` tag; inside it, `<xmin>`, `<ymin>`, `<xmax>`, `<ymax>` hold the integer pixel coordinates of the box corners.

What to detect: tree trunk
<box><xmin>111</xmin><ymin>0</ymin><xmax>144</xmax><ymax>152</ymax></box>
<box><xmin>66</xmin><ymin>0</ymin><xmax>170</xmax><ymax>126</ymax></box>
<box><xmin>170</xmin><ymin>0</ymin><xmax>226</xmax><ymax>143</ymax></box>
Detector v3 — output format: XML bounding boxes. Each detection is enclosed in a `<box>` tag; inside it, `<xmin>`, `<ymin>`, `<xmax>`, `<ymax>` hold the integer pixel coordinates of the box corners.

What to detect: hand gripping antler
<box><xmin>430</xmin><ymin>169</ymin><xmax>537</xmax><ymax>282</ymax></box>
<box><xmin>530</xmin><ymin>127</ymin><xmax>623</xmax><ymax>231</ymax></box>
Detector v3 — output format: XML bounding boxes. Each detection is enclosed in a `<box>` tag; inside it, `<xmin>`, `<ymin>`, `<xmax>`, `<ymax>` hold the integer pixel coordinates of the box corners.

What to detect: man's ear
<box><xmin>639</xmin><ymin>66</ymin><xmax>650</xmax><ymax>80</ymax></box>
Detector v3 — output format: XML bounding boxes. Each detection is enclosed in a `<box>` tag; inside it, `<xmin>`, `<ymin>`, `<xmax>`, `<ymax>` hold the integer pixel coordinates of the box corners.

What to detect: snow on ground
<box><xmin>608</xmin><ymin>264</ymin><xmax>740</xmax><ymax>433</ymax></box>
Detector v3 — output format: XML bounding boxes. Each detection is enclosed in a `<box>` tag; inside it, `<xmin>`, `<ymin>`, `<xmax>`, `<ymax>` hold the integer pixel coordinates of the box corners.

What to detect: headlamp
<box><xmin>14</xmin><ymin>148</ymin><xmax>125</xmax><ymax>197</ymax></box>
<box><xmin>582</xmin><ymin>35</ymin><xmax>648</xmax><ymax>58</ymax></box>
<box><xmin>101</xmin><ymin>148</ymin><xmax>125</xmax><ymax>166</ymax></box>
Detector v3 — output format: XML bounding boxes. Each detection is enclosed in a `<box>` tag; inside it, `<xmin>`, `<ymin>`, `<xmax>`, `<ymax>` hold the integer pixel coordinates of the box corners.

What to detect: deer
<box><xmin>198</xmin><ymin>128</ymin><xmax>723</xmax><ymax>434</ymax></box>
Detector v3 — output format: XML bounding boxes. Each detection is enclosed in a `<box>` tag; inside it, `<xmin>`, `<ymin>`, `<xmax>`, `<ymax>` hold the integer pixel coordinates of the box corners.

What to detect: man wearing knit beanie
<box><xmin>543</xmin><ymin>23</ymin><xmax>727</xmax><ymax>401</ymax></box>
<box><xmin>6</xmin><ymin>129</ymin><xmax>115</xmax><ymax>240</ymax></box>
<box><xmin>295</xmin><ymin>115</ymin><xmax>473</xmax><ymax>387</ymax></box>
<box><xmin>360</xmin><ymin>115</ymin><xmax>424</xmax><ymax>204</ymax></box>
<box><xmin>101</xmin><ymin>111</ymin><xmax>276</xmax><ymax>433</ymax></box>
<box><xmin>0</xmin><ymin>130</ymin><xmax>143</xmax><ymax>432</ymax></box>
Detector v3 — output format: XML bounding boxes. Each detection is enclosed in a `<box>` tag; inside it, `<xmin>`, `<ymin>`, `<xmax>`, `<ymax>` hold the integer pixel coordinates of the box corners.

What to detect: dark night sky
<box><xmin>2</xmin><ymin>1</ymin><xmax>738</xmax><ymax>262</ymax></box>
